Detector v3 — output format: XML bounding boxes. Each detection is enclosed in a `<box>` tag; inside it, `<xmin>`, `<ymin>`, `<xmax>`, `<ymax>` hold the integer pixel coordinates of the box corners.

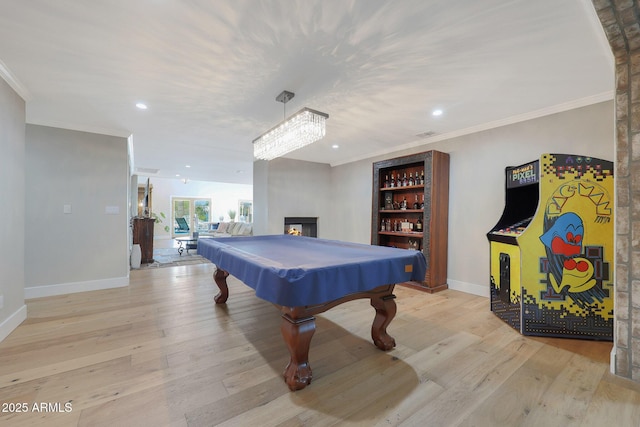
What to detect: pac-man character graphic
<box><xmin>549</xmin><ymin>257</ymin><xmax>596</xmax><ymax>294</ymax></box>
<box><xmin>540</xmin><ymin>211</ymin><xmax>604</xmax><ymax>307</ymax></box>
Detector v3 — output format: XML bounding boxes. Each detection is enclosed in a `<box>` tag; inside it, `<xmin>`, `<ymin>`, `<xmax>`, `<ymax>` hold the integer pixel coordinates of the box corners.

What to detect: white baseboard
<box><xmin>0</xmin><ymin>304</ymin><xmax>27</xmax><ymax>343</ymax></box>
<box><xmin>24</xmin><ymin>276</ymin><xmax>129</xmax><ymax>300</ymax></box>
<box><xmin>447</xmin><ymin>279</ymin><xmax>490</xmax><ymax>298</ymax></box>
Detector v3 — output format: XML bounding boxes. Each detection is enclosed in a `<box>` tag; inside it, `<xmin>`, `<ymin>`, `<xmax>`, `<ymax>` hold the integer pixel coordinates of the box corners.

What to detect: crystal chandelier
<box><xmin>253</xmin><ymin>91</ymin><xmax>329</xmax><ymax>161</ymax></box>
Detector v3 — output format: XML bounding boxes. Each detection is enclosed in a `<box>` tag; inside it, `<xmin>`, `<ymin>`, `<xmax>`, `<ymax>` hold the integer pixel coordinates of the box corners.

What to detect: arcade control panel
<box><xmin>489</xmin><ymin>216</ymin><xmax>533</xmax><ymax>237</ymax></box>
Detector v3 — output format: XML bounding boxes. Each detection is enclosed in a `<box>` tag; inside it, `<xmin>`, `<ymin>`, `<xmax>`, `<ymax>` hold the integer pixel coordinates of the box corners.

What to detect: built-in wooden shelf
<box><xmin>371</xmin><ymin>150</ymin><xmax>450</xmax><ymax>293</ymax></box>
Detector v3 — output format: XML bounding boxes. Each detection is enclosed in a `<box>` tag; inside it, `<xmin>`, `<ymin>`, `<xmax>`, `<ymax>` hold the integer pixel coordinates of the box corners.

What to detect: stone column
<box><xmin>591</xmin><ymin>0</ymin><xmax>640</xmax><ymax>381</ymax></box>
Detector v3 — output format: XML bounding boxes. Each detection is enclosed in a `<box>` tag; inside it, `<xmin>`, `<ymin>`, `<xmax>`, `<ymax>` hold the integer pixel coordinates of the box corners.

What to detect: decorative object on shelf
<box><xmin>372</xmin><ymin>150</ymin><xmax>450</xmax><ymax>293</ymax></box>
<box><xmin>384</xmin><ymin>192</ymin><xmax>393</xmax><ymax>210</ymax></box>
<box><xmin>228</xmin><ymin>209</ymin><xmax>236</xmax><ymax>222</ymax></box>
<box><xmin>253</xmin><ymin>90</ymin><xmax>329</xmax><ymax>161</ymax></box>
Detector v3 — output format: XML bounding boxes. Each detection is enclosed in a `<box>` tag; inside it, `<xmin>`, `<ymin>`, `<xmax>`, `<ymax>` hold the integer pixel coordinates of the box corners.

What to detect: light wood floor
<box><xmin>1</xmin><ymin>262</ymin><xmax>639</xmax><ymax>426</ymax></box>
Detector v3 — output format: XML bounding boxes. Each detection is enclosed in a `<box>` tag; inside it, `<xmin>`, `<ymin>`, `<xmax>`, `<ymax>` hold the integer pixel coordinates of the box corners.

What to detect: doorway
<box><xmin>171</xmin><ymin>197</ymin><xmax>211</xmax><ymax>237</ymax></box>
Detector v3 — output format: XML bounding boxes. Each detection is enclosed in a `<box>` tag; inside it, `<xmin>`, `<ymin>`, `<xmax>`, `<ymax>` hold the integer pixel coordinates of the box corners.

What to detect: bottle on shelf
<box><xmin>401</xmin><ymin>196</ymin><xmax>407</xmax><ymax>210</ymax></box>
<box><xmin>384</xmin><ymin>174</ymin><xmax>389</xmax><ymax>188</ymax></box>
<box><xmin>420</xmin><ymin>169</ymin><xmax>424</xmax><ymax>185</ymax></box>
<box><xmin>380</xmin><ymin>219</ymin><xmax>386</xmax><ymax>231</ymax></box>
<box><xmin>416</xmin><ymin>216</ymin><xmax>423</xmax><ymax>231</ymax></box>
<box><xmin>402</xmin><ymin>172</ymin><xmax>408</xmax><ymax>187</ymax></box>
<box><xmin>420</xmin><ymin>194</ymin><xmax>425</xmax><ymax>209</ymax></box>
<box><xmin>390</xmin><ymin>172</ymin><xmax>395</xmax><ymax>188</ymax></box>
<box><xmin>409</xmin><ymin>172</ymin><xmax>414</xmax><ymax>186</ymax></box>
<box><xmin>413</xmin><ymin>194</ymin><xmax>420</xmax><ymax>209</ymax></box>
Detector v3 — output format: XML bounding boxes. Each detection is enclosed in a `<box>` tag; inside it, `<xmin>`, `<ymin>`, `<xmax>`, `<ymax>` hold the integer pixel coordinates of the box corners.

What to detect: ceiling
<box><xmin>0</xmin><ymin>0</ymin><xmax>613</xmax><ymax>185</ymax></box>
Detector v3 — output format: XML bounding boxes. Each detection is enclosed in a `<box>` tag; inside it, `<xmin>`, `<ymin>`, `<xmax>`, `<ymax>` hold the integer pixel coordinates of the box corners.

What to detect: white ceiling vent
<box><xmin>416</xmin><ymin>131</ymin><xmax>437</xmax><ymax>139</ymax></box>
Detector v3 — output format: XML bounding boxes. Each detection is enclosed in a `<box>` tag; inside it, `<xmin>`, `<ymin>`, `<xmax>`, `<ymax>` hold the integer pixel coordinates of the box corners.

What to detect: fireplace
<box><xmin>284</xmin><ymin>217</ymin><xmax>318</xmax><ymax>238</ymax></box>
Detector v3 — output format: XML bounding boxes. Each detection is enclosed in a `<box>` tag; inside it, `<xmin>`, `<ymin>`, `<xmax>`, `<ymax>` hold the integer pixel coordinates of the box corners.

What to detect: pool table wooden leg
<box><xmin>280</xmin><ymin>312</ymin><xmax>315</xmax><ymax>391</ymax></box>
<box><xmin>213</xmin><ymin>268</ymin><xmax>230</xmax><ymax>304</ymax></box>
<box><xmin>370</xmin><ymin>293</ymin><xmax>397</xmax><ymax>351</ymax></box>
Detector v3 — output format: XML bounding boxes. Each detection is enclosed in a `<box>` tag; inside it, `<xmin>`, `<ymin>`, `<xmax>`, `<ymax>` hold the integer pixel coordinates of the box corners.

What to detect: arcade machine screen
<box><xmin>488</xmin><ymin>160</ymin><xmax>539</xmax><ymax>244</ymax></box>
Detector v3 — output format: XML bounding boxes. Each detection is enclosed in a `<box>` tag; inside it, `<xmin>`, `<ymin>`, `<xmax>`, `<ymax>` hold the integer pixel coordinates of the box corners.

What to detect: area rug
<box><xmin>137</xmin><ymin>247</ymin><xmax>211</xmax><ymax>269</ymax></box>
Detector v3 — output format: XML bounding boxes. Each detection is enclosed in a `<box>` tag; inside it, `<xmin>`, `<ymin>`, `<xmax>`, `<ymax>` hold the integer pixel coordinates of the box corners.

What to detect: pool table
<box><xmin>197</xmin><ymin>234</ymin><xmax>427</xmax><ymax>391</ymax></box>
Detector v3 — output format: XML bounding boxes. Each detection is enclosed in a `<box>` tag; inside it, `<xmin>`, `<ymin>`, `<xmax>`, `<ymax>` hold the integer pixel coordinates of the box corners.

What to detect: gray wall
<box><xmin>0</xmin><ymin>77</ymin><xmax>26</xmax><ymax>341</ymax></box>
<box><xmin>256</xmin><ymin>158</ymin><xmax>333</xmax><ymax>237</ymax></box>
<box><xmin>257</xmin><ymin>101</ymin><xmax>614</xmax><ymax>295</ymax></box>
<box><xmin>24</xmin><ymin>125</ymin><xmax>130</xmax><ymax>298</ymax></box>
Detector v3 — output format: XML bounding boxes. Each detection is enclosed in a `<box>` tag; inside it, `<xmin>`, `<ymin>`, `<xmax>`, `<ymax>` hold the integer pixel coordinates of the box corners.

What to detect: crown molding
<box><xmin>0</xmin><ymin>58</ymin><xmax>31</xmax><ymax>101</ymax></box>
<box><xmin>27</xmin><ymin>118</ymin><xmax>132</xmax><ymax>139</ymax></box>
<box><xmin>330</xmin><ymin>91</ymin><xmax>615</xmax><ymax>167</ymax></box>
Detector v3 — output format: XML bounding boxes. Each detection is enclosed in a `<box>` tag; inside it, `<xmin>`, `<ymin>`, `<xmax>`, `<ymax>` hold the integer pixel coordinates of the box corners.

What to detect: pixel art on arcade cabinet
<box><xmin>487</xmin><ymin>153</ymin><xmax>614</xmax><ymax>340</ymax></box>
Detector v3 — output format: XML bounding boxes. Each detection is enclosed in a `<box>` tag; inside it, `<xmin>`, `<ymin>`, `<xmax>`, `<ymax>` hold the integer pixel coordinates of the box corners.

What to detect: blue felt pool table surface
<box><xmin>197</xmin><ymin>234</ymin><xmax>427</xmax><ymax>307</ymax></box>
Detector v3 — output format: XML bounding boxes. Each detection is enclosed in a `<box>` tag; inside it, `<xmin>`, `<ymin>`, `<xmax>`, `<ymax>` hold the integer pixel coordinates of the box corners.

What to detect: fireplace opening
<box><xmin>284</xmin><ymin>217</ymin><xmax>318</xmax><ymax>238</ymax></box>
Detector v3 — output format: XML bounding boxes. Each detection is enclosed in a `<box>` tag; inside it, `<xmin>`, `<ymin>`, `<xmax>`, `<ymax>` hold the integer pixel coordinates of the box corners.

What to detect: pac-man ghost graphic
<box><xmin>540</xmin><ymin>212</ymin><xmax>583</xmax><ymax>284</ymax></box>
<box><xmin>540</xmin><ymin>212</ymin><xmax>584</xmax><ymax>258</ymax></box>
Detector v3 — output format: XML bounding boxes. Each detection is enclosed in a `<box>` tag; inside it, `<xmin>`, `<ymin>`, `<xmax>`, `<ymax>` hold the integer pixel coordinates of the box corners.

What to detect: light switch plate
<box><xmin>105</xmin><ymin>206</ymin><xmax>120</xmax><ymax>215</ymax></box>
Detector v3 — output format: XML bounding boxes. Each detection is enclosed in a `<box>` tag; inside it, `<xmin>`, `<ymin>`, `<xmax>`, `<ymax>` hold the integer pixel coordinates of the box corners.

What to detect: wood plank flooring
<box><xmin>0</xmin><ymin>263</ymin><xmax>638</xmax><ymax>426</ymax></box>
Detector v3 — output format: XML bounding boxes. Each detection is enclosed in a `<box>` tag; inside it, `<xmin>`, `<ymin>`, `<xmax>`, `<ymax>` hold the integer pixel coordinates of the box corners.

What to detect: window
<box><xmin>171</xmin><ymin>197</ymin><xmax>211</xmax><ymax>237</ymax></box>
<box><xmin>238</xmin><ymin>200</ymin><xmax>253</xmax><ymax>223</ymax></box>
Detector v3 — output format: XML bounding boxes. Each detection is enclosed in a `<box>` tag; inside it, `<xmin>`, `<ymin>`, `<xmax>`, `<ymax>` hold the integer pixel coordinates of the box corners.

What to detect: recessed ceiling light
<box><xmin>185</xmin><ymin>165</ymin><xmax>191</xmax><ymax>168</ymax></box>
<box><xmin>432</xmin><ymin>109</ymin><xmax>443</xmax><ymax>117</ymax></box>
<box><xmin>332</xmin><ymin>144</ymin><xmax>339</xmax><ymax>149</ymax></box>
<box><xmin>175</xmin><ymin>174</ymin><xmax>180</xmax><ymax>177</ymax></box>
<box><xmin>136</xmin><ymin>102</ymin><xmax>148</xmax><ymax>110</ymax></box>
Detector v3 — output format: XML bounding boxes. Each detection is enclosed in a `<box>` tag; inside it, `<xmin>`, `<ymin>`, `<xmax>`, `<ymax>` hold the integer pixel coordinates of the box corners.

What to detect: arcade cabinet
<box><xmin>487</xmin><ymin>153</ymin><xmax>614</xmax><ymax>340</ymax></box>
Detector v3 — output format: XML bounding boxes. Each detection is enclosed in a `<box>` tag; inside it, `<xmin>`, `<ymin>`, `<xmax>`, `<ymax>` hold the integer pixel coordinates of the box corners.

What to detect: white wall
<box><xmin>0</xmin><ymin>77</ymin><xmax>26</xmax><ymax>341</ymax></box>
<box><xmin>24</xmin><ymin>125</ymin><xmax>130</xmax><ymax>298</ymax></box>
<box><xmin>141</xmin><ymin>176</ymin><xmax>253</xmax><ymax>239</ymax></box>
<box><xmin>258</xmin><ymin>101</ymin><xmax>615</xmax><ymax>296</ymax></box>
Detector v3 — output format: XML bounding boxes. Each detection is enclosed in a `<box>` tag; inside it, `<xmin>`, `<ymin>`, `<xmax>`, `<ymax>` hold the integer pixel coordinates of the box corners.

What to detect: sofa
<box><xmin>199</xmin><ymin>221</ymin><xmax>253</xmax><ymax>238</ymax></box>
